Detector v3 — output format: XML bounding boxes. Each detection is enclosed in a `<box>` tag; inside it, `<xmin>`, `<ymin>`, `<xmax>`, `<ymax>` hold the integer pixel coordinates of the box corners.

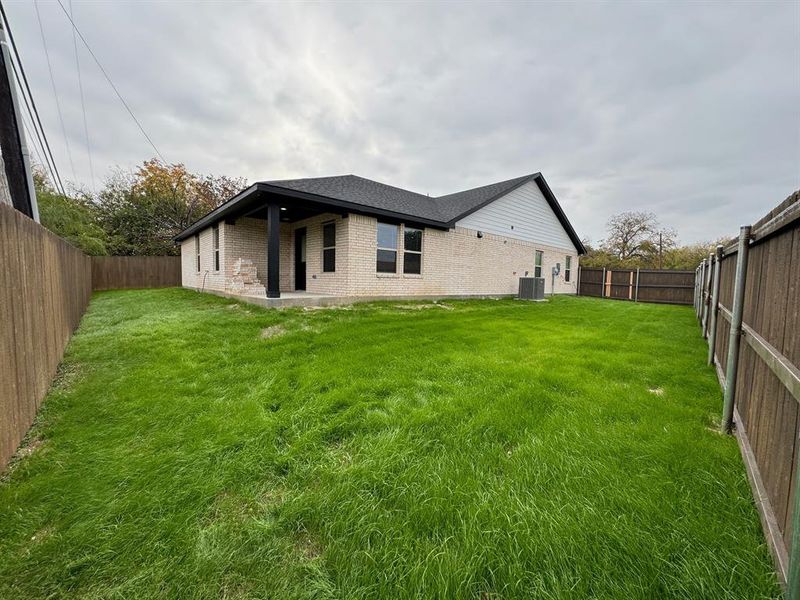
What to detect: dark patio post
<box><xmin>266</xmin><ymin>203</ymin><xmax>280</xmax><ymax>298</ymax></box>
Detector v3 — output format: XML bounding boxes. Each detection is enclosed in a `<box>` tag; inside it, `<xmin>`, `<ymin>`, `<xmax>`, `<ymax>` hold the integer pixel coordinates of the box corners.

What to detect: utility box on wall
<box><xmin>518</xmin><ymin>277</ymin><xmax>545</xmax><ymax>300</ymax></box>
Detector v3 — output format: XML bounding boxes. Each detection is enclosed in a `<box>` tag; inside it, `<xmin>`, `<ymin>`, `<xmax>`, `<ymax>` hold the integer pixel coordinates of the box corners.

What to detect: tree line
<box><xmin>36</xmin><ymin>160</ymin><xmax>716</xmax><ymax>270</ymax></box>
<box><xmin>35</xmin><ymin>158</ymin><xmax>246</xmax><ymax>256</ymax></box>
<box><xmin>580</xmin><ymin>211</ymin><xmax>719</xmax><ymax>271</ymax></box>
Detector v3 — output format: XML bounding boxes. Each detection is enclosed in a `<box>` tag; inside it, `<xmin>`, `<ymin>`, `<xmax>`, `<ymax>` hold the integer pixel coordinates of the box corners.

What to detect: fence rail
<box><xmin>695</xmin><ymin>190</ymin><xmax>800</xmax><ymax>592</ymax></box>
<box><xmin>0</xmin><ymin>203</ymin><xmax>182</xmax><ymax>470</ymax></box>
<box><xmin>578</xmin><ymin>267</ymin><xmax>694</xmax><ymax>305</ymax></box>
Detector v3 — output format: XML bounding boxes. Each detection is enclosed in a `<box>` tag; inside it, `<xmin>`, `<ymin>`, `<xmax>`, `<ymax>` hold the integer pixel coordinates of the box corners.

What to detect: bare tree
<box><xmin>601</xmin><ymin>211</ymin><xmax>676</xmax><ymax>267</ymax></box>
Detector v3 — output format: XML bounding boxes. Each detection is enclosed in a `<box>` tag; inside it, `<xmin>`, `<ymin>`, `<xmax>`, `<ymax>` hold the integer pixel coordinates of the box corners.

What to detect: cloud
<box><xmin>5</xmin><ymin>0</ymin><xmax>799</xmax><ymax>244</ymax></box>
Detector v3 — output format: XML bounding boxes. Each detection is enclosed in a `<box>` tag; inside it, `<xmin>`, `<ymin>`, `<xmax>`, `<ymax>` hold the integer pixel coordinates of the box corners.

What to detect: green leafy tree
<box><xmin>34</xmin><ymin>170</ymin><xmax>108</xmax><ymax>255</ymax></box>
<box><xmin>98</xmin><ymin>159</ymin><xmax>246</xmax><ymax>256</ymax></box>
<box><xmin>661</xmin><ymin>242</ymin><xmax>718</xmax><ymax>270</ymax></box>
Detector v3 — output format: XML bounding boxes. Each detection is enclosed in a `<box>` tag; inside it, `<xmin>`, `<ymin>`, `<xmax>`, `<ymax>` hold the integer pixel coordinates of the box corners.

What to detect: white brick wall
<box><xmin>181</xmin><ymin>223</ymin><xmax>228</xmax><ymax>291</ymax></box>
<box><xmin>292</xmin><ymin>213</ymin><xmax>350</xmax><ymax>295</ymax></box>
<box><xmin>344</xmin><ymin>215</ymin><xmax>577</xmax><ymax>296</ymax></box>
<box><xmin>182</xmin><ymin>213</ymin><xmax>579</xmax><ymax>297</ymax></box>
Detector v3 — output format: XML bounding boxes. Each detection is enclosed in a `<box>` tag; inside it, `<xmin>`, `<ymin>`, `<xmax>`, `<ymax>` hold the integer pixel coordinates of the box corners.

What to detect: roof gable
<box><xmin>455</xmin><ymin>180</ymin><xmax>578</xmax><ymax>252</ymax></box>
<box><xmin>433</xmin><ymin>175</ymin><xmax>533</xmax><ymax>222</ymax></box>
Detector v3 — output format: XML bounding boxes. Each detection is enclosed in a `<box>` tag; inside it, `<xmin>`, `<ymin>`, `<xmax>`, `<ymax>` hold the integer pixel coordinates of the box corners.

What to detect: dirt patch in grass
<box><xmin>16</xmin><ymin>437</ymin><xmax>44</xmax><ymax>459</ymax></box>
<box><xmin>226</xmin><ymin>303</ymin><xmax>252</xmax><ymax>315</ymax></box>
<box><xmin>395</xmin><ymin>302</ymin><xmax>454</xmax><ymax>311</ymax></box>
<box><xmin>648</xmin><ymin>387</ymin><xmax>665</xmax><ymax>396</ymax></box>
<box><xmin>260</xmin><ymin>486</ymin><xmax>288</xmax><ymax>510</ymax></box>
<box><xmin>302</xmin><ymin>305</ymin><xmax>352</xmax><ymax>312</ymax></box>
<box><xmin>260</xmin><ymin>325</ymin><xmax>287</xmax><ymax>339</ymax></box>
<box><xmin>1</xmin><ymin>437</ymin><xmax>45</xmax><ymax>482</ymax></box>
<box><xmin>326</xmin><ymin>440</ymin><xmax>354</xmax><ymax>469</ymax></box>
<box><xmin>295</xmin><ymin>530</ymin><xmax>323</xmax><ymax>561</ymax></box>
<box><xmin>51</xmin><ymin>362</ymin><xmax>83</xmax><ymax>392</ymax></box>
<box><xmin>203</xmin><ymin>491</ymin><xmax>261</xmax><ymax>526</ymax></box>
<box><xmin>29</xmin><ymin>526</ymin><xmax>54</xmax><ymax>545</ymax></box>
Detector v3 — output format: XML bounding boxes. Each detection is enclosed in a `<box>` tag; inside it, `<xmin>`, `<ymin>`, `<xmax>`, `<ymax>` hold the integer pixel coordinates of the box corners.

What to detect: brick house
<box><xmin>174</xmin><ymin>173</ymin><xmax>585</xmax><ymax>303</ymax></box>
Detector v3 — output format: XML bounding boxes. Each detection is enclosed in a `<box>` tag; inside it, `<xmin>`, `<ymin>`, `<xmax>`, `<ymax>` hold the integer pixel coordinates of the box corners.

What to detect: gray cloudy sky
<box><xmin>5</xmin><ymin>0</ymin><xmax>799</xmax><ymax>244</ymax></box>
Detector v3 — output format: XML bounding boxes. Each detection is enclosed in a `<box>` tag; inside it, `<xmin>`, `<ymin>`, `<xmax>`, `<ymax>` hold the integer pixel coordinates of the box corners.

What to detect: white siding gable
<box><xmin>454</xmin><ymin>180</ymin><xmax>577</xmax><ymax>252</ymax></box>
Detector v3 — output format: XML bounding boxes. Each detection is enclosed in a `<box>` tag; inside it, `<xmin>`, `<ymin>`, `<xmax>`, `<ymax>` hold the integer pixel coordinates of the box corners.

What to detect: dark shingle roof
<box><xmin>264</xmin><ymin>174</ymin><xmax>445</xmax><ymax>221</ymax></box>
<box><xmin>176</xmin><ymin>172</ymin><xmax>585</xmax><ymax>253</ymax></box>
<box><xmin>262</xmin><ymin>173</ymin><xmax>533</xmax><ymax>223</ymax></box>
<box><xmin>433</xmin><ymin>175</ymin><xmax>532</xmax><ymax>221</ymax></box>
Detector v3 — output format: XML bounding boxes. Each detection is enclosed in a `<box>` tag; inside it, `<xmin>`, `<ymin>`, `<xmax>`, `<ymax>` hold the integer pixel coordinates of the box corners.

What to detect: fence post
<box><xmin>789</xmin><ymin>472</ymin><xmax>800</xmax><ymax>599</ymax></box>
<box><xmin>634</xmin><ymin>268</ymin><xmax>640</xmax><ymax>302</ymax></box>
<box><xmin>721</xmin><ymin>226</ymin><xmax>751</xmax><ymax>434</ymax></box>
<box><xmin>699</xmin><ymin>259</ymin><xmax>707</xmax><ymax>320</ymax></box>
<box><xmin>576</xmin><ymin>265</ymin><xmax>581</xmax><ymax>296</ymax></box>
<box><xmin>701</xmin><ymin>252</ymin><xmax>714</xmax><ymax>338</ymax></box>
<box><xmin>694</xmin><ymin>265</ymin><xmax>701</xmax><ymax>317</ymax></box>
<box><xmin>628</xmin><ymin>270</ymin><xmax>633</xmax><ymax>300</ymax></box>
<box><xmin>707</xmin><ymin>245</ymin><xmax>723</xmax><ymax>366</ymax></box>
<box><xmin>601</xmin><ymin>267</ymin><xmax>606</xmax><ymax>298</ymax></box>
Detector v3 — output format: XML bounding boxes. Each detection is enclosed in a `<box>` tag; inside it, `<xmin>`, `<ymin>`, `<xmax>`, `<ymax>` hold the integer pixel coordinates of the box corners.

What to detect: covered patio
<box><xmin>178</xmin><ymin>184</ymin><xmax>349</xmax><ymax>298</ymax></box>
<box><xmin>176</xmin><ymin>180</ymin><xmax>444</xmax><ymax>299</ymax></box>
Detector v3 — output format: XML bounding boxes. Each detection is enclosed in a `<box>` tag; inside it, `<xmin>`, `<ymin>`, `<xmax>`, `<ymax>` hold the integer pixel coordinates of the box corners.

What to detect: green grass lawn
<box><xmin>0</xmin><ymin>289</ymin><xmax>781</xmax><ymax>599</ymax></box>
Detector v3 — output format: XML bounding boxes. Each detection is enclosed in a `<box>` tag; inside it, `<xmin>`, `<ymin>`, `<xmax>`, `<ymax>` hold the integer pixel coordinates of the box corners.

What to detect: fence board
<box><xmin>1</xmin><ymin>203</ymin><xmax>181</xmax><ymax>469</ymax></box>
<box><xmin>0</xmin><ymin>203</ymin><xmax>92</xmax><ymax>468</ymax></box>
<box><xmin>91</xmin><ymin>256</ymin><xmax>181</xmax><ymax>291</ymax></box>
<box><xmin>578</xmin><ymin>267</ymin><xmax>694</xmax><ymax>305</ymax></box>
<box><xmin>703</xmin><ymin>190</ymin><xmax>800</xmax><ymax>586</ymax></box>
<box><xmin>782</xmin><ymin>226</ymin><xmax>800</xmax><ymax>552</ymax></box>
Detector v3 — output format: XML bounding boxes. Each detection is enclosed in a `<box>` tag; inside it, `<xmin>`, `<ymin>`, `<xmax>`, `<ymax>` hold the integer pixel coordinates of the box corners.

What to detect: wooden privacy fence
<box><xmin>578</xmin><ymin>267</ymin><xmax>694</xmax><ymax>305</ymax></box>
<box><xmin>0</xmin><ymin>203</ymin><xmax>92</xmax><ymax>468</ymax></box>
<box><xmin>91</xmin><ymin>256</ymin><xmax>181</xmax><ymax>291</ymax></box>
<box><xmin>0</xmin><ymin>203</ymin><xmax>182</xmax><ymax>470</ymax></box>
<box><xmin>694</xmin><ymin>190</ymin><xmax>800</xmax><ymax>593</ymax></box>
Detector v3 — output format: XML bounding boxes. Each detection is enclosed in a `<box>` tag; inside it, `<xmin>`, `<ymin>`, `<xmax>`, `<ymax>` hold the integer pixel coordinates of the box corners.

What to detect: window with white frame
<box><xmin>195</xmin><ymin>234</ymin><xmax>200</xmax><ymax>272</ymax></box>
<box><xmin>377</xmin><ymin>222</ymin><xmax>398</xmax><ymax>273</ymax></box>
<box><xmin>565</xmin><ymin>255</ymin><xmax>571</xmax><ymax>282</ymax></box>
<box><xmin>403</xmin><ymin>227</ymin><xmax>422</xmax><ymax>274</ymax></box>
<box><xmin>534</xmin><ymin>250</ymin><xmax>543</xmax><ymax>278</ymax></box>
<box><xmin>322</xmin><ymin>222</ymin><xmax>336</xmax><ymax>272</ymax></box>
<box><xmin>212</xmin><ymin>225</ymin><xmax>220</xmax><ymax>271</ymax></box>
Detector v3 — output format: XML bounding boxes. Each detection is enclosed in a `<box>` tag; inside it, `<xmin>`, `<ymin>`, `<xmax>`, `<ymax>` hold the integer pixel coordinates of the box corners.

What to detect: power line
<box><xmin>22</xmin><ymin>115</ymin><xmax>45</xmax><ymax>175</ymax></box>
<box><xmin>34</xmin><ymin>0</ymin><xmax>77</xmax><ymax>184</ymax></box>
<box><xmin>54</xmin><ymin>0</ymin><xmax>167</xmax><ymax>164</ymax></box>
<box><xmin>0</xmin><ymin>1</ymin><xmax>66</xmax><ymax>195</ymax></box>
<box><xmin>69</xmin><ymin>0</ymin><xmax>94</xmax><ymax>193</ymax></box>
<box><xmin>7</xmin><ymin>45</ymin><xmax>63</xmax><ymax>194</ymax></box>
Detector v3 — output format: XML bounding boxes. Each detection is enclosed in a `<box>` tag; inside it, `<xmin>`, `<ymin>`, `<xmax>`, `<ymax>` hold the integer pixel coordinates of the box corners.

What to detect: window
<box><xmin>377</xmin><ymin>222</ymin><xmax>398</xmax><ymax>273</ymax></box>
<box><xmin>322</xmin><ymin>222</ymin><xmax>336</xmax><ymax>272</ymax></box>
<box><xmin>565</xmin><ymin>256</ymin><xmax>571</xmax><ymax>282</ymax></box>
<box><xmin>195</xmin><ymin>235</ymin><xmax>200</xmax><ymax>272</ymax></box>
<box><xmin>534</xmin><ymin>250</ymin><xmax>543</xmax><ymax>278</ymax></box>
<box><xmin>403</xmin><ymin>227</ymin><xmax>423</xmax><ymax>274</ymax></box>
<box><xmin>212</xmin><ymin>225</ymin><xmax>220</xmax><ymax>271</ymax></box>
